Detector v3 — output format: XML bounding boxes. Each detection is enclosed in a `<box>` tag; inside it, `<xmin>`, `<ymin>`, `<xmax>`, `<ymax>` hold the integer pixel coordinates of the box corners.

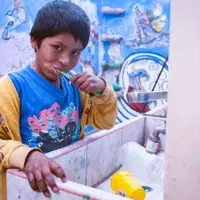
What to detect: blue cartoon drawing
<box><xmin>2</xmin><ymin>0</ymin><xmax>26</xmax><ymax>40</ymax></box>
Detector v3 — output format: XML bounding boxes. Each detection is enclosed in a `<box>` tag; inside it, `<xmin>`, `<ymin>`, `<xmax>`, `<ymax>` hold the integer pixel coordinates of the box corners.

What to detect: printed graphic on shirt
<box><xmin>27</xmin><ymin>102</ymin><xmax>81</xmax><ymax>153</ymax></box>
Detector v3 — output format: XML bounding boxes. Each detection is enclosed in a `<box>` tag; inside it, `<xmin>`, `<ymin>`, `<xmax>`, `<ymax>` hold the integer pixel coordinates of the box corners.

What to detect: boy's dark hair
<box><xmin>30</xmin><ymin>0</ymin><xmax>90</xmax><ymax>48</ymax></box>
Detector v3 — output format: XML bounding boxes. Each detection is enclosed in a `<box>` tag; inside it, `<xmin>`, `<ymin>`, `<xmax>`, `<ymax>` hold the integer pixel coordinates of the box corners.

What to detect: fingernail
<box><xmin>45</xmin><ymin>192</ymin><xmax>50</xmax><ymax>197</ymax></box>
<box><xmin>62</xmin><ymin>177</ymin><xmax>67</xmax><ymax>183</ymax></box>
<box><xmin>53</xmin><ymin>187</ymin><xmax>59</xmax><ymax>193</ymax></box>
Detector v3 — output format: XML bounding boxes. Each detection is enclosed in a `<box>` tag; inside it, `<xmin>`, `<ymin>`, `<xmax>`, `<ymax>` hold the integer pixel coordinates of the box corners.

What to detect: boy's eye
<box><xmin>53</xmin><ymin>45</ymin><xmax>63</xmax><ymax>51</ymax></box>
<box><xmin>72</xmin><ymin>51</ymin><xmax>81</xmax><ymax>56</ymax></box>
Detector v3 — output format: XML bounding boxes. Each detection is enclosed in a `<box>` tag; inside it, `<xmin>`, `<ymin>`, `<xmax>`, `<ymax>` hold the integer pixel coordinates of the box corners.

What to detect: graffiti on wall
<box><xmin>71</xmin><ymin>0</ymin><xmax>99</xmax><ymax>75</ymax></box>
<box><xmin>0</xmin><ymin>0</ymin><xmax>99</xmax><ymax>76</ymax></box>
<box><xmin>0</xmin><ymin>0</ymin><xmax>170</xmax><ymax>125</ymax></box>
<box><xmin>0</xmin><ymin>0</ymin><xmax>33</xmax><ymax>74</ymax></box>
<box><xmin>98</xmin><ymin>0</ymin><xmax>170</xmax><ymax>122</ymax></box>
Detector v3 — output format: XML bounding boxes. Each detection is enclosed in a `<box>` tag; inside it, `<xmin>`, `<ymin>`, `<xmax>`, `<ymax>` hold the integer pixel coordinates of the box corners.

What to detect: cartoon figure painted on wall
<box><xmin>108</xmin><ymin>43</ymin><xmax>124</xmax><ymax>68</ymax></box>
<box><xmin>127</xmin><ymin>68</ymin><xmax>150</xmax><ymax>113</ymax></box>
<box><xmin>2</xmin><ymin>0</ymin><xmax>26</xmax><ymax>40</ymax></box>
<box><xmin>124</xmin><ymin>3</ymin><xmax>169</xmax><ymax>48</ymax></box>
<box><xmin>146</xmin><ymin>3</ymin><xmax>167</xmax><ymax>33</ymax></box>
<box><xmin>117</xmin><ymin>53</ymin><xmax>168</xmax><ymax>122</ymax></box>
<box><xmin>101</xmin><ymin>42</ymin><xmax>123</xmax><ymax>85</ymax></box>
<box><xmin>72</xmin><ymin>0</ymin><xmax>99</xmax><ymax>74</ymax></box>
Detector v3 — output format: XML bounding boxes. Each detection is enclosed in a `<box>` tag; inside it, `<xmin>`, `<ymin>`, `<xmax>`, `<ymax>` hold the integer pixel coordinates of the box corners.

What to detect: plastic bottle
<box><xmin>118</xmin><ymin>142</ymin><xmax>164</xmax><ymax>184</ymax></box>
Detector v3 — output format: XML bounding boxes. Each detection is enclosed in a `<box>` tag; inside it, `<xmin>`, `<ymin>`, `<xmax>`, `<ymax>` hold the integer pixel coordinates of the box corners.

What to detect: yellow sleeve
<box><xmin>0</xmin><ymin>75</ymin><xmax>38</xmax><ymax>171</ymax></box>
<box><xmin>81</xmin><ymin>79</ymin><xmax>118</xmax><ymax>130</ymax></box>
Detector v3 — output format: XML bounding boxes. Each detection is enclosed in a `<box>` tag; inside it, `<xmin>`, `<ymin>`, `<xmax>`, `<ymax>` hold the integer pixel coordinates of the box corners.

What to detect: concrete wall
<box><xmin>164</xmin><ymin>0</ymin><xmax>200</xmax><ymax>199</ymax></box>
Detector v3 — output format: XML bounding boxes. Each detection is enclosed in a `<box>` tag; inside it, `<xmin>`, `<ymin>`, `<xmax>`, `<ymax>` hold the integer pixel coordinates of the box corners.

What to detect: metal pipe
<box><xmin>127</xmin><ymin>91</ymin><xmax>168</xmax><ymax>103</ymax></box>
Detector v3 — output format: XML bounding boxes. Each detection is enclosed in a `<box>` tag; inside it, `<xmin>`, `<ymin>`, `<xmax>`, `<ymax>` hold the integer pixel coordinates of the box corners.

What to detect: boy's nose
<box><xmin>59</xmin><ymin>54</ymin><xmax>70</xmax><ymax>66</ymax></box>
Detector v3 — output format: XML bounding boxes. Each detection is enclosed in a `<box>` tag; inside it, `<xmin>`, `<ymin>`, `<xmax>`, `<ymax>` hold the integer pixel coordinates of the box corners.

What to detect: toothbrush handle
<box><xmin>93</xmin><ymin>92</ymin><xmax>101</xmax><ymax>97</ymax></box>
<box><xmin>90</xmin><ymin>92</ymin><xmax>101</xmax><ymax>97</ymax></box>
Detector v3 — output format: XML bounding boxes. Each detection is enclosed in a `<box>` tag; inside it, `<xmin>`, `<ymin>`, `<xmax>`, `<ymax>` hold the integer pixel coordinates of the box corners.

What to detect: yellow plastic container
<box><xmin>110</xmin><ymin>170</ymin><xmax>146</xmax><ymax>200</ymax></box>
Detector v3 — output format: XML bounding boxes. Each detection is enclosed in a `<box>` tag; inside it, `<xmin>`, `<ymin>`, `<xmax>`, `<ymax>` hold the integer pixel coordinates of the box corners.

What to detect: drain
<box><xmin>142</xmin><ymin>186</ymin><xmax>153</xmax><ymax>192</ymax></box>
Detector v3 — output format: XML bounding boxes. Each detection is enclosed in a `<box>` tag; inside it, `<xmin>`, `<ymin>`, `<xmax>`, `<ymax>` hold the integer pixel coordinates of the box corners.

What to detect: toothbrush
<box><xmin>56</xmin><ymin>69</ymin><xmax>72</xmax><ymax>80</ymax></box>
<box><xmin>56</xmin><ymin>69</ymin><xmax>101</xmax><ymax>97</ymax></box>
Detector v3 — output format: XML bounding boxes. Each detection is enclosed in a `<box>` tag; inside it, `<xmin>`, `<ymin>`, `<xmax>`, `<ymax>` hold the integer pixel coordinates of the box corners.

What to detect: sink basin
<box><xmin>97</xmin><ymin>142</ymin><xmax>165</xmax><ymax>200</ymax></box>
<box><xmin>6</xmin><ymin>105</ymin><xmax>167</xmax><ymax>200</ymax></box>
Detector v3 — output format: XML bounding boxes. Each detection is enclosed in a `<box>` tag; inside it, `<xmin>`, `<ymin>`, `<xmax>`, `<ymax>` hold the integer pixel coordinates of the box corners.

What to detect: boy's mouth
<box><xmin>52</xmin><ymin>68</ymin><xmax>60</xmax><ymax>75</ymax></box>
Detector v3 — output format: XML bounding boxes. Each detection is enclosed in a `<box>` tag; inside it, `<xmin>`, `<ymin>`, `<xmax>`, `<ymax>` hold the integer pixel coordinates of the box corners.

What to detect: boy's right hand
<box><xmin>24</xmin><ymin>151</ymin><xmax>67</xmax><ymax>198</ymax></box>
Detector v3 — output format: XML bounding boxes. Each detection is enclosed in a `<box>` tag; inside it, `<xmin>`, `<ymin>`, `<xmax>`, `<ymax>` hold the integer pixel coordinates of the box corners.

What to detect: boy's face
<box><xmin>31</xmin><ymin>33</ymin><xmax>83</xmax><ymax>84</ymax></box>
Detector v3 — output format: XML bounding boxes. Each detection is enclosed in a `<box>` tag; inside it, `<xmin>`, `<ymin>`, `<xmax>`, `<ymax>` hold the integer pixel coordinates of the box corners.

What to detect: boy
<box><xmin>0</xmin><ymin>1</ymin><xmax>117</xmax><ymax>199</ymax></box>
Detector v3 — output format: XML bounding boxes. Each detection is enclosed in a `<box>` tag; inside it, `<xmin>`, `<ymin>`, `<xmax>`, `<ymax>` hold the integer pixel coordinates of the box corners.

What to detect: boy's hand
<box><xmin>24</xmin><ymin>151</ymin><xmax>66</xmax><ymax>198</ymax></box>
<box><xmin>70</xmin><ymin>72</ymin><xmax>106</xmax><ymax>94</ymax></box>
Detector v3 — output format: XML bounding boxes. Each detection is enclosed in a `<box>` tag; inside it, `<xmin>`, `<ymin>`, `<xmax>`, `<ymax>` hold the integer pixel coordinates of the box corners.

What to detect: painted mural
<box><xmin>98</xmin><ymin>0</ymin><xmax>170</xmax><ymax>123</ymax></box>
<box><xmin>0</xmin><ymin>0</ymin><xmax>99</xmax><ymax>76</ymax></box>
<box><xmin>0</xmin><ymin>0</ymin><xmax>170</xmax><ymax>126</ymax></box>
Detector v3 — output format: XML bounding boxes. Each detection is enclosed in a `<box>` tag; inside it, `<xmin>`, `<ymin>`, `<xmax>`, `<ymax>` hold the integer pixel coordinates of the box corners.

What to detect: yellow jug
<box><xmin>110</xmin><ymin>170</ymin><xmax>146</xmax><ymax>200</ymax></box>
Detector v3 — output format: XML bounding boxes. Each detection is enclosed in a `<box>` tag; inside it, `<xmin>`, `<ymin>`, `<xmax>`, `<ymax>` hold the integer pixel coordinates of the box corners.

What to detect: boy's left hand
<box><xmin>70</xmin><ymin>72</ymin><xmax>106</xmax><ymax>94</ymax></box>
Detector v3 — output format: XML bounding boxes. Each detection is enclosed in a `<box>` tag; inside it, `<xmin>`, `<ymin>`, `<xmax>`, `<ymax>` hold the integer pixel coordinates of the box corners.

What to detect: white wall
<box><xmin>164</xmin><ymin>0</ymin><xmax>200</xmax><ymax>199</ymax></box>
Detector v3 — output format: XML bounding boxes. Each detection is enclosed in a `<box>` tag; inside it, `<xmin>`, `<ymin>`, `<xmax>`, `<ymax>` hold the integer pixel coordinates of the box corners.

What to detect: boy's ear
<box><xmin>30</xmin><ymin>37</ymin><xmax>37</xmax><ymax>51</ymax></box>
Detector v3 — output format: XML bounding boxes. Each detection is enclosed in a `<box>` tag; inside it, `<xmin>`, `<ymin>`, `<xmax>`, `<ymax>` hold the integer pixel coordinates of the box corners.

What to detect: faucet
<box><xmin>126</xmin><ymin>88</ymin><xmax>168</xmax><ymax>154</ymax></box>
<box><xmin>145</xmin><ymin>126</ymin><xmax>166</xmax><ymax>154</ymax></box>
